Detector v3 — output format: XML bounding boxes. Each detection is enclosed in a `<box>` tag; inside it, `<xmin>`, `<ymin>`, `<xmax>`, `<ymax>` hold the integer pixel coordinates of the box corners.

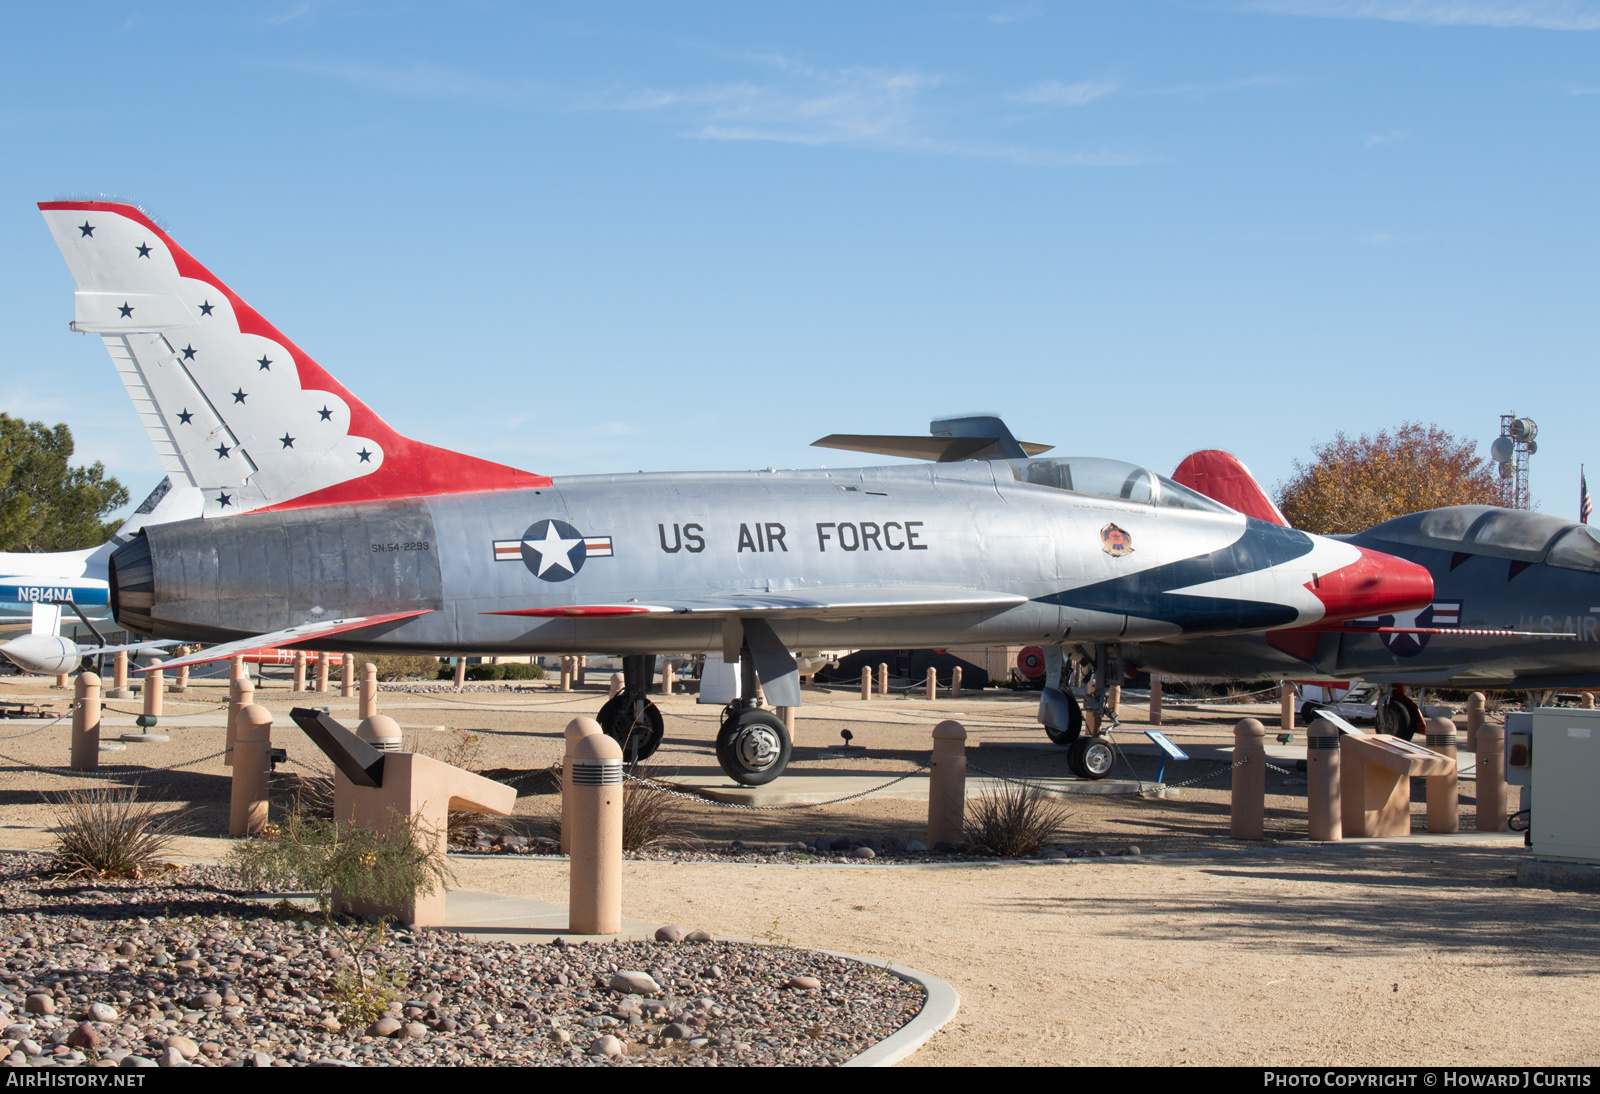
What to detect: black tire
<box><xmin>1067</xmin><ymin>736</ymin><xmax>1115</xmax><ymax>780</ymax></box>
<box><xmin>596</xmin><ymin>693</ymin><xmax>665</xmax><ymax>761</ymax></box>
<box><xmin>715</xmin><ymin>708</ymin><xmax>792</xmax><ymax>786</ymax></box>
<box><xmin>1299</xmin><ymin>702</ymin><xmax>1323</xmax><ymax>728</ymax></box>
<box><xmin>1043</xmin><ymin>690</ymin><xmax>1084</xmax><ymax>745</ymax></box>
<box><xmin>1384</xmin><ymin>697</ymin><xmax>1420</xmax><ymax>742</ymax></box>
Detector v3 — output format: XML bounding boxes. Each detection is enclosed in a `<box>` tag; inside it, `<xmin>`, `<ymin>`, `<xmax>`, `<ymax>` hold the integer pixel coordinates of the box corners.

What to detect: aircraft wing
<box><xmin>137</xmin><ymin>611</ymin><xmax>433</xmax><ymax>672</ymax></box>
<box><xmin>485</xmin><ymin>587</ymin><xmax>1027</xmax><ymax>621</ymax></box>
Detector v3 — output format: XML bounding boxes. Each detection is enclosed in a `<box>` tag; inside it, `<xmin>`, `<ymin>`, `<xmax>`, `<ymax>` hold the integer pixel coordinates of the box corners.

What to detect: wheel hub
<box><xmin>735</xmin><ymin>724</ymin><xmax>781</xmax><ymax>770</ymax></box>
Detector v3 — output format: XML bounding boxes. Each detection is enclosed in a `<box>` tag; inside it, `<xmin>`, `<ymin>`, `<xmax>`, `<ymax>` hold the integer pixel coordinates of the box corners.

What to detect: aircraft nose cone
<box><xmin>1310</xmin><ymin>547</ymin><xmax>1433</xmax><ymax>624</ymax></box>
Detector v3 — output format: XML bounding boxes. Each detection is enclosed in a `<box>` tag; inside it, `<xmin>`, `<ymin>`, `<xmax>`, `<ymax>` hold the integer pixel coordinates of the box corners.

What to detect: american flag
<box><xmin>1584</xmin><ymin>466</ymin><xmax>1593</xmax><ymax>525</ymax></box>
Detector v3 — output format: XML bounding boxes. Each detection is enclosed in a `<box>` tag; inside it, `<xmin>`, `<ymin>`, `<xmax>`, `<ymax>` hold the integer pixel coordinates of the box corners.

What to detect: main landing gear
<box><xmin>597</xmin><ymin>654</ymin><xmax>665</xmax><ymax>762</ymax></box>
<box><xmin>715</xmin><ymin>642</ymin><xmax>792</xmax><ymax>786</ymax></box>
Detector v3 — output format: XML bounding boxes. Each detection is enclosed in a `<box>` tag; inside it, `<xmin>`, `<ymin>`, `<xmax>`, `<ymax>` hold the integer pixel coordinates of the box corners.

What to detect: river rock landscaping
<box><xmin>0</xmin><ymin>852</ymin><xmax>924</xmax><ymax>1067</ymax></box>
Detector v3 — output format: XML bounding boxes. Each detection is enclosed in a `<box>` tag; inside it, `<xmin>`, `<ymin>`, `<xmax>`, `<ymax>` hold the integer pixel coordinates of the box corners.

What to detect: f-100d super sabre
<box><xmin>1116</xmin><ymin>450</ymin><xmax>1590</xmax><ymax>738</ymax></box>
<box><xmin>37</xmin><ymin>200</ymin><xmax>1435</xmax><ymax>783</ymax></box>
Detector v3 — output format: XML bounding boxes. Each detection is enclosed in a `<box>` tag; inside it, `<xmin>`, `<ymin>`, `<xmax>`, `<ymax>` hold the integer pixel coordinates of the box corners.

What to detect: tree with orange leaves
<box><xmin>1276</xmin><ymin>422</ymin><xmax>1506</xmax><ymax>535</ymax></box>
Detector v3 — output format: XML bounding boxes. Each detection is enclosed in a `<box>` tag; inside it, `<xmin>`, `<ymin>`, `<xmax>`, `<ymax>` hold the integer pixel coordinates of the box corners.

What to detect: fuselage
<box><xmin>111</xmin><ymin>458</ymin><xmax>1412</xmax><ymax>656</ymax></box>
<box><xmin>1124</xmin><ymin>505</ymin><xmax>1600</xmax><ymax>691</ymax></box>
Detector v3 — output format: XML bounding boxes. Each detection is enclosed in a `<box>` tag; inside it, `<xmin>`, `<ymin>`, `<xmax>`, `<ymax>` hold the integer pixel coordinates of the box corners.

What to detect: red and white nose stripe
<box><xmin>1308</xmin><ymin>546</ymin><xmax>1433</xmax><ymax>625</ymax></box>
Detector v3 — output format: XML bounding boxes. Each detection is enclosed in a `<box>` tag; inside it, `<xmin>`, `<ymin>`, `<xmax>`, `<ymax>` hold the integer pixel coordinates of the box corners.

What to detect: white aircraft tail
<box><xmin>39</xmin><ymin>200</ymin><xmax>549</xmax><ymax>518</ymax></box>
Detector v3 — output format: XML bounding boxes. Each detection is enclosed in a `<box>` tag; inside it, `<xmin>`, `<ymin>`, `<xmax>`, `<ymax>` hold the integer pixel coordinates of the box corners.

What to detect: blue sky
<box><xmin>2</xmin><ymin>1</ymin><xmax>1597</xmax><ymax>520</ymax></box>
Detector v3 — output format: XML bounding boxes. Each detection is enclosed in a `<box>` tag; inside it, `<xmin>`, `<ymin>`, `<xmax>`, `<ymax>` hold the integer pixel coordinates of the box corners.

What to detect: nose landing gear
<box><xmin>597</xmin><ymin>653</ymin><xmax>665</xmax><ymax>762</ymax></box>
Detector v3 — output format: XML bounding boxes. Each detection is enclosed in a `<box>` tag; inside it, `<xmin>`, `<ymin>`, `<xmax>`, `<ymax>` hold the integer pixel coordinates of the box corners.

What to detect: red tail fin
<box><xmin>1172</xmin><ymin>450</ymin><xmax>1289</xmax><ymax>526</ymax></box>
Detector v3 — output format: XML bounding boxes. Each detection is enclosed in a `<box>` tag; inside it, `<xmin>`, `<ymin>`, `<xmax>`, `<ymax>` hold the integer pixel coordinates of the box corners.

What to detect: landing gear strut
<box><xmin>714</xmin><ymin>642</ymin><xmax>792</xmax><ymax>786</ymax></box>
<box><xmin>597</xmin><ymin>654</ymin><xmax>664</xmax><ymax>762</ymax></box>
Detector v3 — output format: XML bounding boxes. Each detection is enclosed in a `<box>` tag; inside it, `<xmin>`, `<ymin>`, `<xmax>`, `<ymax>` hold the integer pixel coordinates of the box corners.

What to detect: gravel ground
<box><xmin>0</xmin><ymin>852</ymin><xmax>923</xmax><ymax>1068</ymax></box>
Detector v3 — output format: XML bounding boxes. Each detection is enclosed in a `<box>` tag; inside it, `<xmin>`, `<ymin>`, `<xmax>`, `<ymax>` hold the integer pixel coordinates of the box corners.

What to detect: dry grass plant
<box><xmin>363</xmin><ymin>654</ymin><xmax>442</xmax><ymax>681</ymax></box>
<box><xmin>49</xmin><ymin>785</ymin><xmax>188</xmax><ymax>879</ymax></box>
<box><xmin>622</xmin><ymin>769</ymin><xmax>692</xmax><ymax>851</ymax></box>
<box><xmin>963</xmin><ymin>780</ymin><xmax>1072</xmax><ymax>858</ymax></box>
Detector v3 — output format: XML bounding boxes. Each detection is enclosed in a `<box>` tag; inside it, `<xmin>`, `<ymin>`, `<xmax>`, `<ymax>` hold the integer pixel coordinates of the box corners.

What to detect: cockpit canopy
<box><xmin>1362</xmin><ymin>504</ymin><xmax>1600</xmax><ymax>572</ymax></box>
<box><xmin>1004</xmin><ymin>457</ymin><xmax>1234</xmax><ymax>514</ymax></box>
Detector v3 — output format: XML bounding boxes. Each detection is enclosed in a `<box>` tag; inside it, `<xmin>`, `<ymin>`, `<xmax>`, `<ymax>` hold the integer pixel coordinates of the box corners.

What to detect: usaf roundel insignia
<box><xmin>493</xmin><ymin>521</ymin><xmax>614</xmax><ymax>581</ymax></box>
<box><xmin>1100</xmin><ymin>523</ymin><xmax>1134</xmax><ymax>557</ymax></box>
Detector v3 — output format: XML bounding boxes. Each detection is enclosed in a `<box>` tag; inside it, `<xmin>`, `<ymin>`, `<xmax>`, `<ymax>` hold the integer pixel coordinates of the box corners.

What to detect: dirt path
<box><xmin>452</xmin><ymin>848</ymin><xmax>1600</xmax><ymax>1067</ymax></box>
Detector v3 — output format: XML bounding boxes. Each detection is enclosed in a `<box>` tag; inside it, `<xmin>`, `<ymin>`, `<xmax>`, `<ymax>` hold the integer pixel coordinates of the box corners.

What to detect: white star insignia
<box><xmin>525</xmin><ymin>523</ymin><xmax>584</xmax><ymax>577</ymax></box>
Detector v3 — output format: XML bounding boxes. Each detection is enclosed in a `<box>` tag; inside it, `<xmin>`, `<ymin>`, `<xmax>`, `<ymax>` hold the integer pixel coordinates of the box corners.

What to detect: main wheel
<box><xmin>1299</xmin><ymin>701</ymin><xmax>1323</xmax><ymax>728</ymax></box>
<box><xmin>715</xmin><ymin>708</ymin><xmax>792</xmax><ymax>786</ymax></box>
<box><xmin>1067</xmin><ymin>736</ymin><xmax>1115</xmax><ymax>780</ymax></box>
<box><xmin>1383</xmin><ymin>696</ymin><xmax>1420</xmax><ymax>742</ymax></box>
<box><xmin>1043</xmin><ymin>689</ymin><xmax>1085</xmax><ymax>745</ymax></box>
<box><xmin>596</xmin><ymin>693</ymin><xmax>665</xmax><ymax>761</ymax></box>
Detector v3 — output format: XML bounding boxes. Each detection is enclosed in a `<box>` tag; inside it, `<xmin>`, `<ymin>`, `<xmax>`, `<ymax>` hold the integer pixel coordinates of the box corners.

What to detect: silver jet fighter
<box><xmin>1120</xmin><ymin>451</ymin><xmax>1592</xmax><ymax>738</ymax></box>
<box><xmin>39</xmin><ymin>200</ymin><xmax>1435</xmax><ymax>783</ymax></box>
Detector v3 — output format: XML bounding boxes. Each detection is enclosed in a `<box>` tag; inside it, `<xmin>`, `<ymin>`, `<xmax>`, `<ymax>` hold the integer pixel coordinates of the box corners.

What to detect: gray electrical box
<box><xmin>1527</xmin><ymin>707</ymin><xmax>1600</xmax><ymax>864</ymax></box>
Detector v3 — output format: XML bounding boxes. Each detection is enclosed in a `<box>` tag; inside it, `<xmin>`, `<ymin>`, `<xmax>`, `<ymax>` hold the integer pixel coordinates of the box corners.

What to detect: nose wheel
<box><xmin>716</xmin><ymin>706</ymin><xmax>792</xmax><ymax>786</ymax></box>
<box><xmin>1066</xmin><ymin>736</ymin><xmax>1115</xmax><ymax>780</ymax></box>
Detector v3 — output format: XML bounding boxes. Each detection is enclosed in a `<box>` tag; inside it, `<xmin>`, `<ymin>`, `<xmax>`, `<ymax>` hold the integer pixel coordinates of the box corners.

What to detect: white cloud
<box><xmin>1012</xmin><ymin>79</ymin><xmax>1120</xmax><ymax>106</ymax></box>
<box><xmin>1366</xmin><ymin>128</ymin><xmax>1408</xmax><ymax>144</ymax></box>
<box><xmin>1240</xmin><ymin>1</ymin><xmax>1600</xmax><ymax>30</ymax></box>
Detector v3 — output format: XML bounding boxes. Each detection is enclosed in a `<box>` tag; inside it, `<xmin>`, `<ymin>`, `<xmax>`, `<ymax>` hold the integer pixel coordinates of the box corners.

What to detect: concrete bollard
<box><xmin>1150</xmin><ymin>674</ymin><xmax>1163</xmax><ymax>726</ymax></box>
<box><xmin>293</xmin><ymin>651</ymin><xmax>307</xmax><ymax>693</ymax></box>
<box><xmin>453</xmin><ymin>658</ymin><xmax>466</xmax><ymax>688</ymax></box>
<box><xmin>1424</xmin><ymin>715</ymin><xmax>1459</xmax><ymax>834</ymax></box>
<box><xmin>861</xmin><ymin>666</ymin><xmax>872</xmax><ymax>701</ymax></box>
<box><xmin>928</xmin><ymin>720</ymin><xmax>967</xmax><ymax>848</ymax></box>
<box><xmin>358</xmin><ymin>713</ymin><xmax>403</xmax><ymax>753</ymax></box>
<box><xmin>340</xmin><ymin>654</ymin><xmax>354</xmax><ymax>698</ymax></box>
<box><xmin>1466</xmin><ymin>692</ymin><xmax>1485</xmax><ymax>753</ymax></box>
<box><xmin>1585</xmin><ymin>693</ymin><xmax>1596</xmax><ymax>710</ymax></box>
<box><xmin>560</xmin><ymin>657</ymin><xmax>573</xmax><ymax>692</ymax></box>
<box><xmin>661</xmin><ymin>659</ymin><xmax>675</xmax><ymax>695</ymax></box>
<box><xmin>1231</xmin><ymin>718</ymin><xmax>1267</xmax><ymax>840</ymax></box>
<box><xmin>107</xmin><ymin>650</ymin><xmax>131</xmax><ymax>699</ymax></box>
<box><xmin>780</xmin><ymin>704</ymin><xmax>796</xmax><ymax>746</ymax></box>
<box><xmin>225</xmin><ymin>675</ymin><xmax>254</xmax><ymax>768</ymax></box>
<box><xmin>1108</xmin><ymin>683</ymin><xmax>1121</xmax><ymax>718</ymax></box>
<box><xmin>1307</xmin><ymin>717</ymin><xmax>1342</xmax><ymax>841</ymax></box>
<box><xmin>230</xmin><ymin>656</ymin><xmax>245</xmax><ymax>683</ymax></box>
<box><xmin>54</xmin><ymin>672</ymin><xmax>68</xmax><ymax>689</ymax></box>
<box><xmin>609</xmin><ymin>672</ymin><xmax>624</xmax><ymax>699</ymax></box>
<box><xmin>568</xmin><ymin>730</ymin><xmax>624</xmax><ymax>935</ymax></box>
<box><xmin>70</xmin><ymin>672</ymin><xmax>102</xmax><ymax>771</ymax></box>
<box><xmin>360</xmin><ymin>663</ymin><xmax>378</xmax><ymax>720</ymax></box>
<box><xmin>173</xmin><ymin>663</ymin><xmax>188</xmax><ymax>693</ymax></box>
<box><xmin>951</xmin><ymin>665</ymin><xmax>962</xmax><ymax>700</ymax></box>
<box><xmin>141</xmin><ymin>659</ymin><xmax>164</xmax><ymax>720</ymax></box>
<box><xmin>925</xmin><ymin>667</ymin><xmax>937</xmax><ymax>701</ymax></box>
<box><xmin>229</xmin><ymin>704</ymin><xmax>274</xmax><ymax>836</ymax></box>
<box><xmin>1280</xmin><ymin>681</ymin><xmax>1295</xmax><ymax>734</ymax></box>
<box><xmin>878</xmin><ymin>663</ymin><xmax>888</xmax><ymax>697</ymax></box>
<box><xmin>576</xmin><ymin>655</ymin><xmax>587</xmax><ymax>688</ymax></box>
<box><xmin>1476</xmin><ymin>715</ymin><xmax>1508</xmax><ymax>832</ymax></box>
<box><xmin>561</xmin><ymin>716</ymin><xmax>604</xmax><ymax>855</ymax></box>
<box><xmin>315</xmin><ymin>652</ymin><xmax>330</xmax><ymax>693</ymax></box>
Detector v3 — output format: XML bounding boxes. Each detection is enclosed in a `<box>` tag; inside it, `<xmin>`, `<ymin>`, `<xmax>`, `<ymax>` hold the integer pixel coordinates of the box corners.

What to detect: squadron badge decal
<box><xmin>493</xmin><ymin>520</ymin><xmax>614</xmax><ymax>582</ymax></box>
<box><xmin>1100</xmin><ymin>523</ymin><xmax>1134</xmax><ymax>557</ymax></box>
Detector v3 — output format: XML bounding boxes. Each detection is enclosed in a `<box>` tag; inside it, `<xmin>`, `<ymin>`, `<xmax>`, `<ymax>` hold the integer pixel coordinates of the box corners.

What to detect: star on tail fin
<box><xmin>38</xmin><ymin>200</ymin><xmax>549</xmax><ymax>518</ymax></box>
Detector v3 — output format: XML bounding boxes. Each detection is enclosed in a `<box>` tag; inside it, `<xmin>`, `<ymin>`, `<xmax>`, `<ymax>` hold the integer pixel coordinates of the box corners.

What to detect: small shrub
<box><xmin>463</xmin><ymin>662</ymin><xmax>545</xmax><ymax>681</ymax></box>
<box><xmin>49</xmin><ymin>786</ymin><xmax>187</xmax><ymax>879</ymax></box>
<box><xmin>229</xmin><ymin>806</ymin><xmax>447</xmax><ymax>1026</ymax></box>
<box><xmin>963</xmin><ymin>781</ymin><xmax>1071</xmax><ymax>858</ymax></box>
<box><xmin>621</xmin><ymin>772</ymin><xmax>689</xmax><ymax>851</ymax></box>
<box><xmin>363</xmin><ymin>654</ymin><xmax>442</xmax><ymax>682</ymax></box>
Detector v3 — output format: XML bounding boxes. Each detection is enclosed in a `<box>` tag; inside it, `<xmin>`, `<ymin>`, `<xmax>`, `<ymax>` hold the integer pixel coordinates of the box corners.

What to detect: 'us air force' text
<box><xmin>657</xmin><ymin>522</ymin><xmax>928</xmax><ymax>554</ymax></box>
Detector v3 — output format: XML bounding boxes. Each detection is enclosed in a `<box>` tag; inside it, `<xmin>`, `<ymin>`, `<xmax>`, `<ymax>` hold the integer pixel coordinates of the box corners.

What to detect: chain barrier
<box><xmin>965</xmin><ymin>754</ymin><xmax>1252</xmax><ymax>798</ymax></box>
<box><xmin>1162</xmin><ymin>686</ymin><xmax>1286</xmax><ymax>707</ymax></box>
<box><xmin>621</xmin><ymin>767</ymin><xmax>929</xmax><ymax>812</ymax></box>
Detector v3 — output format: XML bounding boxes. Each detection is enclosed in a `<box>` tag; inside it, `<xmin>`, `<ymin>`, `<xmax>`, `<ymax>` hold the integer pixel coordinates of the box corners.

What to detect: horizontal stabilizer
<box><xmin>138</xmin><ymin>610</ymin><xmax>432</xmax><ymax>671</ymax></box>
<box><xmin>486</xmin><ymin>587</ymin><xmax>1027</xmax><ymax>621</ymax></box>
<box><xmin>812</xmin><ymin>434</ymin><xmax>1053</xmax><ymax>463</ymax></box>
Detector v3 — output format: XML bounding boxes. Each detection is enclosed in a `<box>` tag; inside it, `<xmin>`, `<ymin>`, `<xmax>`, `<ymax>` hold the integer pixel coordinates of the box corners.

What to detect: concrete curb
<box><xmin>824</xmin><ymin>950</ymin><xmax>960</xmax><ymax>1067</ymax></box>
